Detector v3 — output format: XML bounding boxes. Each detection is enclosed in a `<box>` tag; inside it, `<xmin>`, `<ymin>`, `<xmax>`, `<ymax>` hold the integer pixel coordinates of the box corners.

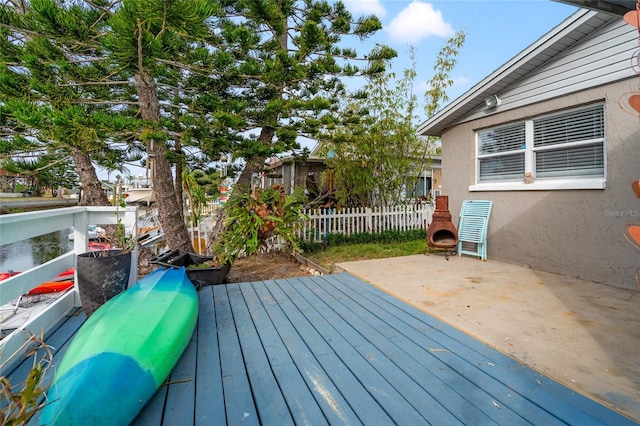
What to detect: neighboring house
<box><xmin>261</xmin><ymin>153</ymin><xmax>328</xmax><ymax>196</ymax></box>
<box><xmin>418</xmin><ymin>7</ymin><xmax>640</xmax><ymax>290</ymax></box>
<box><xmin>0</xmin><ymin>168</ymin><xmax>20</xmax><ymax>193</ymax></box>
<box><xmin>261</xmin><ymin>145</ymin><xmax>442</xmax><ymax>203</ymax></box>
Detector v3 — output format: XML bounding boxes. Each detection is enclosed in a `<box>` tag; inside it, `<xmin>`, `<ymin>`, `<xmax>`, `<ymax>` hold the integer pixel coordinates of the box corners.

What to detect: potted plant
<box><xmin>76</xmin><ymin>204</ymin><xmax>137</xmax><ymax>317</ymax></box>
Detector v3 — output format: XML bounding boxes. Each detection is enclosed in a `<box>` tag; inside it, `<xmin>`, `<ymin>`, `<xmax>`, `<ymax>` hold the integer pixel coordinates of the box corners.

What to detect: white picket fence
<box><xmin>185</xmin><ymin>203</ymin><xmax>434</xmax><ymax>250</ymax></box>
<box><xmin>297</xmin><ymin>204</ymin><xmax>434</xmax><ymax>243</ymax></box>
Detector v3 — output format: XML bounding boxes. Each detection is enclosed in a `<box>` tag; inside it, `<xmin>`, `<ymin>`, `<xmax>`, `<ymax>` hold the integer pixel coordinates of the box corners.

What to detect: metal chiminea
<box><xmin>427</xmin><ymin>195</ymin><xmax>458</xmax><ymax>259</ymax></box>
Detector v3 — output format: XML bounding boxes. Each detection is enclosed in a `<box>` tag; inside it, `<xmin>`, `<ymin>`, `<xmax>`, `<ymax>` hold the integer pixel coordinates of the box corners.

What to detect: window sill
<box><xmin>469</xmin><ymin>178</ymin><xmax>606</xmax><ymax>191</ymax></box>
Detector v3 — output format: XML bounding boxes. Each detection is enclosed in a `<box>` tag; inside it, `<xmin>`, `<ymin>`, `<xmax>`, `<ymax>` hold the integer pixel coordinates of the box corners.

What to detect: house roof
<box><xmin>417</xmin><ymin>8</ymin><xmax>617</xmax><ymax>137</ymax></box>
<box><xmin>264</xmin><ymin>154</ymin><xmax>326</xmax><ymax>170</ymax></box>
<box><xmin>555</xmin><ymin>0</ymin><xmax>636</xmax><ymax>16</ymax></box>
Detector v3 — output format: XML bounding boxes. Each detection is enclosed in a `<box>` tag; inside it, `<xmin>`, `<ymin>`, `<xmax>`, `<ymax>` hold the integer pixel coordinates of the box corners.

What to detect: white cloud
<box><xmin>387</xmin><ymin>2</ymin><xmax>453</xmax><ymax>44</ymax></box>
<box><xmin>344</xmin><ymin>0</ymin><xmax>386</xmax><ymax>18</ymax></box>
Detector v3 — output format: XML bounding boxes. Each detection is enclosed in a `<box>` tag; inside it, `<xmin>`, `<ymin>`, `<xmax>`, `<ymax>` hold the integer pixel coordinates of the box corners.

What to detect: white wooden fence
<box><xmin>297</xmin><ymin>204</ymin><xmax>434</xmax><ymax>243</ymax></box>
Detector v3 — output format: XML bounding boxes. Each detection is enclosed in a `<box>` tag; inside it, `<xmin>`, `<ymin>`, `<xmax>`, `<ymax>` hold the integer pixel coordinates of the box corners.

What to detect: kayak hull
<box><xmin>27</xmin><ymin>280</ymin><xmax>73</xmax><ymax>295</ymax></box>
<box><xmin>39</xmin><ymin>267</ymin><xmax>198</xmax><ymax>425</ymax></box>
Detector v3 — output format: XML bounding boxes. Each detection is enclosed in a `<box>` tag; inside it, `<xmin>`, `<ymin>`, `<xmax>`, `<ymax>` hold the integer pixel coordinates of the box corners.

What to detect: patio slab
<box><xmin>336</xmin><ymin>254</ymin><xmax>640</xmax><ymax>423</ymax></box>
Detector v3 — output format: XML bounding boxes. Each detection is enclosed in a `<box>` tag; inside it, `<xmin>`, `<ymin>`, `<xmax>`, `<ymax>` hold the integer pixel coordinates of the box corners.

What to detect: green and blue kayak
<box><xmin>39</xmin><ymin>267</ymin><xmax>198</xmax><ymax>425</ymax></box>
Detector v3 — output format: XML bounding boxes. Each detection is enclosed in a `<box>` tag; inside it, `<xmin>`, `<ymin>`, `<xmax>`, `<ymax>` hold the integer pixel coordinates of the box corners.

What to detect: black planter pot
<box><xmin>76</xmin><ymin>250</ymin><xmax>132</xmax><ymax>317</ymax></box>
<box><xmin>149</xmin><ymin>249</ymin><xmax>231</xmax><ymax>288</ymax></box>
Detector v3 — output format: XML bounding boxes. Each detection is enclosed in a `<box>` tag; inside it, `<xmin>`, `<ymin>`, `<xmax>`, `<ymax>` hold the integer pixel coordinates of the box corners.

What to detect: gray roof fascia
<box><xmin>417</xmin><ymin>8</ymin><xmax>604</xmax><ymax>137</ymax></box>
<box><xmin>554</xmin><ymin>0</ymin><xmax>635</xmax><ymax>16</ymax></box>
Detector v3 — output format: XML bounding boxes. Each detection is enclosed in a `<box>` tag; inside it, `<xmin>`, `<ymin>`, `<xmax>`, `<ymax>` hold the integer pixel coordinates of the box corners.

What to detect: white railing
<box><xmin>0</xmin><ymin>206</ymin><xmax>138</xmax><ymax>373</ymax></box>
<box><xmin>184</xmin><ymin>203</ymin><xmax>221</xmax><ymax>220</ymax></box>
<box><xmin>297</xmin><ymin>204</ymin><xmax>433</xmax><ymax>243</ymax></box>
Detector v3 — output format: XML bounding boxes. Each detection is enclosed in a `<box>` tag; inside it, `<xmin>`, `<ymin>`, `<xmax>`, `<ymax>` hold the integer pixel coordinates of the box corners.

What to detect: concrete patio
<box><xmin>336</xmin><ymin>254</ymin><xmax>640</xmax><ymax>423</ymax></box>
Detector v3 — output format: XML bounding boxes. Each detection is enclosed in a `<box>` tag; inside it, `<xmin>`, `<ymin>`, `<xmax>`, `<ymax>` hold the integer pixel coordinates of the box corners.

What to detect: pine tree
<box><xmin>216</xmin><ymin>0</ymin><xmax>396</xmax><ymax>189</ymax></box>
<box><xmin>1</xmin><ymin>0</ymin><xmax>395</xmax><ymax>255</ymax></box>
<box><xmin>1</xmin><ymin>0</ymin><xmax>229</xmax><ymax>250</ymax></box>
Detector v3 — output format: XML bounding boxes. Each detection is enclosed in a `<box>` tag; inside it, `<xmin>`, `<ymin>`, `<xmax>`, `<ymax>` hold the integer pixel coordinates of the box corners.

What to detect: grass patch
<box><xmin>305</xmin><ymin>239</ymin><xmax>427</xmax><ymax>272</ymax></box>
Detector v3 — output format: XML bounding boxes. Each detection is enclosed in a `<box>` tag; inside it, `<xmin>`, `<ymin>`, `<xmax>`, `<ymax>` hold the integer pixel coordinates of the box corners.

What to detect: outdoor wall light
<box><xmin>484</xmin><ymin>94</ymin><xmax>501</xmax><ymax>108</ymax></box>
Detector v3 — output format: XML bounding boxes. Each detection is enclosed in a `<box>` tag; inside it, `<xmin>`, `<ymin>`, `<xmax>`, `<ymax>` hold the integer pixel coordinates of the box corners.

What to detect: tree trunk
<box><xmin>135</xmin><ymin>72</ymin><xmax>192</xmax><ymax>252</ymax></box>
<box><xmin>234</xmin><ymin>127</ymin><xmax>275</xmax><ymax>190</ymax></box>
<box><xmin>234</xmin><ymin>156</ymin><xmax>265</xmax><ymax>190</ymax></box>
<box><xmin>174</xmin><ymin>146</ymin><xmax>185</xmax><ymax>224</ymax></box>
<box><xmin>173</xmin><ymin>88</ymin><xmax>185</xmax><ymax>222</ymax></box>
<box><xmin>208</xmin><ymin>14</ymin><xmax>286</xmax><ymax>251</ymax></box>
<box><xmin>72</xmin><ymin>149</ymin><xmax>109</xmax><ymax>206</ymax></box>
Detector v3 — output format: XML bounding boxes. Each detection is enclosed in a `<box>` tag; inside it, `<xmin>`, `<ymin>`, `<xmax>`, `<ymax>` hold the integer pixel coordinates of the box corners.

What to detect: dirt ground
<box><xmin>137</xmin><ymin>247</ymin><xmax>318</xmax><ymax>282</ymax></box>
<box><xmin>225</xmin><ymin>251</ymin><xmax>317</xmax><ymax>283</ymax></box>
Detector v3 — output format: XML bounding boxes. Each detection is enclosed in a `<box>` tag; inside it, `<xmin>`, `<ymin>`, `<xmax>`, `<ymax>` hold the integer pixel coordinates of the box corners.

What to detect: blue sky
<box><xmin>341</xmin><ymin>0</ymin><xmax>580</xmax><ymax>121</ymax></box>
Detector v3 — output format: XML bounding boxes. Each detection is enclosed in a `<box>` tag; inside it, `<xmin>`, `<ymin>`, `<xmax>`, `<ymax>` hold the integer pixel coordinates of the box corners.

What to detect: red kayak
<box><xmin>0</xmin><ymin>270</ymin><xmax>20</xmax><ymax>281</ymax></box>
<box><xmin>0</xmin><ymin>268</ymin><xmax>75</xmax><ymax>295</ymax></box>
<box><xmin>27</xmin><ymin>279</ymin><xmax>74</xmax><ymax>295</ymax></box>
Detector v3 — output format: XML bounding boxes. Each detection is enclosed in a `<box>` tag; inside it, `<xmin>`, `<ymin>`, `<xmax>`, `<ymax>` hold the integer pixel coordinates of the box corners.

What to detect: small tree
<box><xmin>320</xmin><ymin>31</ymin><xmax>466</xmax><ymax>208</ymax></box>
<box><xmin>321</xmin><ymin>53</ymin><xmax>424</xmax><ymax>207</ymax></box>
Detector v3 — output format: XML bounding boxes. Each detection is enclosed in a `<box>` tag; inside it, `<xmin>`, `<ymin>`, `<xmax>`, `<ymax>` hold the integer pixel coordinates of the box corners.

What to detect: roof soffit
<box><xmin>554</xmin><ymin>0</ymin><xmax>636</xmax><ymax>16</ymax></box>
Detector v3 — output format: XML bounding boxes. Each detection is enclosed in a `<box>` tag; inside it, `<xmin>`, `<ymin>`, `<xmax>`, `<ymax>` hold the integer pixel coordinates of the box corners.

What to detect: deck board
<box><xmin>275</xmin><ymin>277</ymin><xmax>449</xmax><ymax>424</ymax></box>
<box><xmin>253</xmin><ymin>280</ymin><xmax>359</xmax><ymax>424</ymax></box>
<box><xmin>326</xmin><ymin>273</ymin><xmax>585</xmax><ymax>424</ymax></box>
<box><xmin>7</xmin><ymin>272</ymin><xmax>639</xmax><ymax>426</ymax></box>
<box><xmin>193</xmin><ymin>286</ymin><xmax>225</xmax><ymax>426</ymax></box>
<box><xmin>317</xmin><ymin>274</ymin><xmax>546</xmax><ymax>424</ymax></box>
<box><xmin>18</xmin><ymin>310</ymin><xmax>86</xmax><ymax>426</ymax></box>
<box><xmin>213</xmin><ymin>285</ymin><xmax>258</xmax><ymax>425</ymax></box>
<box><xmin>226</xmin><ymin>284</ymin><xmax>294</xmax><ymax>425</ymax></box>
<box><xmin>6</xmin><ymin>308</ymin><xmax>84</xmax><ymax>385</ymax></box>
<box><xmin>162</xmin><ymin>326</ymin><xmax>198</xmax><ymax>425</ymax></box>
<box><xmin>298</xmin><ymin>276</ymin><xmax>499</xmax><ymax>425</ymax></box>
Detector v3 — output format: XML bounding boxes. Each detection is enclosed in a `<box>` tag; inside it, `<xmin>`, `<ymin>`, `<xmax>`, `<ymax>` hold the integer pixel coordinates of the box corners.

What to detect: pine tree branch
<box><xmin>59</xmin><ymin>80</ymin><xmax>133</xmax><ymax>87</ymax></box>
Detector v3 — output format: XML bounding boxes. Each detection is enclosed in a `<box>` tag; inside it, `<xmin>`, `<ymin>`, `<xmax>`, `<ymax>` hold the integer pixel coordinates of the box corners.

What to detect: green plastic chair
<box><xmin>457</xmin><ymin>200</ymin><xmax>492</xmax><ymax>261</ymax></box>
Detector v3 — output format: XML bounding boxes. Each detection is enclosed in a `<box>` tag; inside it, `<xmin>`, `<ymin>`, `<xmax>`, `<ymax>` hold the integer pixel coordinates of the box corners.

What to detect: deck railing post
<box><xmin>72</xmin><ymin>209</ymin><xmax>90</xmax><ymax>306</ymax></box>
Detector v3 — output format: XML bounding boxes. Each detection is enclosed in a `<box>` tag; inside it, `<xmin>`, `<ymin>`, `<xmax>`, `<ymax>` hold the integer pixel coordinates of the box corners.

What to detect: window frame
<box><xmin>470</xmin><ymin>103</ymin><xmax>606</xmax><ymax>191</ymax></box>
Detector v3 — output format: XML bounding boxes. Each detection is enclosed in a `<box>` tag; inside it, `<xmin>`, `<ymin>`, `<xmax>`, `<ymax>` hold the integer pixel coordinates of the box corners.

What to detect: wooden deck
<box><xmin>11</xmin><ymin>273</ymin><xmax>637</xmax><ymax>425</ymax></box>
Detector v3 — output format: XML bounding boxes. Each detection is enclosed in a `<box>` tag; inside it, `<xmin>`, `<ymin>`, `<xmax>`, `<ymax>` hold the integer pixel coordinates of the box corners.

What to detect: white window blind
<box><xmin>533</xmin><ymin>105</ymin><xmax>604</xmax><ymax>178</ymax></box>
<box><xmin>533</xmin><ymin>104</ymin><xmax>604</xmax><ymax>147</ymax></box>
<box><xmin>478</xmin><ymin>123</ymin><xmax>525</xmax><ymax>155</ymax></box>
<box><xmin>478</xmin><ymin>123</ymin><xmax>525</xmax><ymax>181</ymax></box>
<box><xmin>535</xmin><ymin>144</ymin><xmax>604</xmax><ymax>178</ymax></box>
<box><xmin>479</xmin><ymin>154</ymin><xmax>525</xmax><ymax>181</ymax></box>
<box><xmin>476</xmin><ymin>103</ymin><xmax>605</xmax><ymax>185</ymax></box>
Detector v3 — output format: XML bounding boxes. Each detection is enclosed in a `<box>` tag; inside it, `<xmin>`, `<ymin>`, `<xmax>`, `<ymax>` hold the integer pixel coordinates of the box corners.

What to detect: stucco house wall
<box><xmin>442</xmin><ymin>78</ymin><xmax>640</xmax><ymax>289</ymax></box>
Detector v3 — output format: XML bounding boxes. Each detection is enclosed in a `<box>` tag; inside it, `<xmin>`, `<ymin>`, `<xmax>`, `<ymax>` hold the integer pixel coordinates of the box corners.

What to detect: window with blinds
<box><xmin>476</xmin><ymin>104</ymin><xmax>605</xmax><ymax>184</ymax></box>
<box><xmin>533</xmin><ymin>104</ymin><xmax>604</xmax><ymax>178</ymax></box>
<box><xmin>477</xmin><ymin>123</ymin><xmax>525</xmax><ymax>181</ymax></box>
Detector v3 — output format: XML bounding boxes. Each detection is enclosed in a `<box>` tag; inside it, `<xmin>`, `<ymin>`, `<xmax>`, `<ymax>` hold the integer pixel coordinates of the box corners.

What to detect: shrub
<box><xmin>298</xmin><ymin>229</ymin><xmax>425</xmax><ymax>252</ymax></box>
<box><xmin>216</xmin><ymin>185</ymin><xmax>308</xmax><ymax>263</ymax></box>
